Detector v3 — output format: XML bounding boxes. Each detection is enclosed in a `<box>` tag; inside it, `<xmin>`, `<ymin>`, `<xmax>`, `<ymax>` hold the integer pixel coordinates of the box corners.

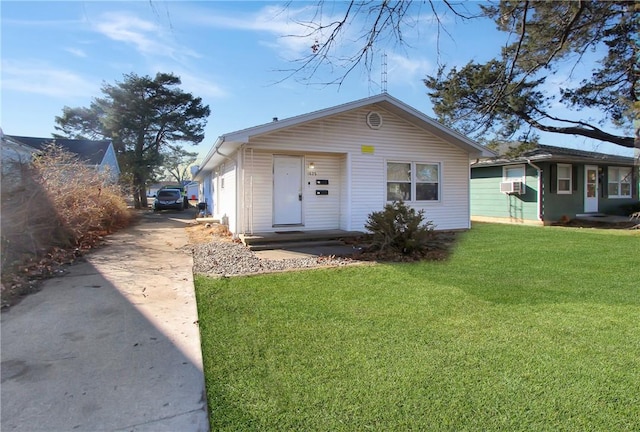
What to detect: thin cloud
<box><xmin>172</xmin><ymin>71</ymin><xmax>229</xmax><ymax>100</ymax></box>
<box><xmin>95</xmin><ymin>12</ymin><xmax>158</xmax><ymax>52</ymax></box>
<box><xmin>189</xmin><ymin>4</ymin><xmax>307</xmax><ymax>33</ymax></box>
<box><xmin>1</xmin><ymin>17</ymin><xmax>85</xmax><ymax>28</ymax></box>
<box><xmin>65</xmin><ymin>47</ymin><xmax>87</xmax><ymax>58</ymax></box>
<box><xmin>94</xmin><ymin>11</ymin><xmax>200</xmax><ymax>61</ymax></box>
<box><xmin>186</xmin><ymin>4</ymin><xmax>348</xmax><ymax>59</ymax></box>
<box><xmin>189</xmin><ymin>3</ymin><xmax>438</xmax><ymax>79</ymax></box>
<box><xmin>1</xmin><ymin>59</ymin><xmax>98</xmax><ymax>98</ymax></box>
<box><xmin>387</xmin><ymin>53</ymin><xmax>433</xmax><ymax>87</ymax></box>
<box><xmin>147</xmin><ymin>57</ymin><xmax>229</xmax><ymax>99</ymax></box>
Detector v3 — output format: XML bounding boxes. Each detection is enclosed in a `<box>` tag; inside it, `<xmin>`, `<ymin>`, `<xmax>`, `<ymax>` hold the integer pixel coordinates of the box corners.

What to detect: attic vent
<box><xmin>366</xmin><ymin>111</ymin><xmax>383</xmax><ymax>129</ymax></box>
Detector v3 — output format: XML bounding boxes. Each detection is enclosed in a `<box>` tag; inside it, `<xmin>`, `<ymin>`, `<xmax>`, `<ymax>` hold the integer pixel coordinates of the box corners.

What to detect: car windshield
<box><xmin>157</xmin><ymin>190</ymin><xmax>180</xmax><ymax>199</ymax></box>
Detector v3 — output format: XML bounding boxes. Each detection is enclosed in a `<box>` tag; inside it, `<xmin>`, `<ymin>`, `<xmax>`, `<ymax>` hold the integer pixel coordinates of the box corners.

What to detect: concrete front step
<box><xmin>575</xmin><ymin>212</ymin><xmax>607</xmax><ymax>218</ymax></box>
<box><xmin>247</xmin><ymin>239</ymin><xmax>346</xmax><ymax>251</ymax></box>
<box><xmin>195</xmin><ymin>217</ymin><xmax>221</xmax><ymax>224</ymax></box>
<box><xmin>240</xmin><ymin>230</ymin><xmax>364</xmax><ymax>247</ymax></box>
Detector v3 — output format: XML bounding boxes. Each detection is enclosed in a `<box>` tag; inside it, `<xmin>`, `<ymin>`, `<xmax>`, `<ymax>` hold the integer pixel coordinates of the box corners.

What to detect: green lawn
<box><xmin>195</xmin><ymin>223</ymin><xmax>640</xmax><ymax>431</ymax></box>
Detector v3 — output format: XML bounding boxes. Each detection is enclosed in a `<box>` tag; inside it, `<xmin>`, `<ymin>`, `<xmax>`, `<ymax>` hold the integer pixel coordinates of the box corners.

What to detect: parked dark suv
<box><xmin>153</xmin><ymin>189</ymin><xmax>184</xmax><ymax>211</ymax></box>
<box><xmin>159</xmin><ymin>184</ymin><xmax>189</xmax><ymax>209</ymax></box>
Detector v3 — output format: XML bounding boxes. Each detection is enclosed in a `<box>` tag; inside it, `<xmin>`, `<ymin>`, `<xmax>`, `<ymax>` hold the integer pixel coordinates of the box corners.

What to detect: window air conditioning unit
<box><xmin>500</xmin><ymin>181</ymin><xmax>523</xmax><ymax>194</ymax></box>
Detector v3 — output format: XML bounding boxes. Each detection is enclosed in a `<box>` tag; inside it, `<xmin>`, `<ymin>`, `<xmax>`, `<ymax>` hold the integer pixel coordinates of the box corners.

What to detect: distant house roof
<box><xmin>0</xmin><ymin>132</ymin><xmax>35</xmax><ymax>162</ymax></box>
<box><xmin>472</xmin><ymin>144</ymin><xmax>637</xmax><ymax>167</ymax></box>
<box><xmin>6</xmin><ymin>135</ymin><xmax>112</xmax><ymax>166</ymax></box>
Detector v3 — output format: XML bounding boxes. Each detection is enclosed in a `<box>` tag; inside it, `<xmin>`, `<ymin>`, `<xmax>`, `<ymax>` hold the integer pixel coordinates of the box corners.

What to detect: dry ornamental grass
<box><xmin>185</xmin><ymin>222</ymin><xmax>233</xmax><ymax>244</ymax></box>
<box><xmin>1</xmin><ymin>145</ymin><xmax>132</xmax><ymax>308</ymax></box>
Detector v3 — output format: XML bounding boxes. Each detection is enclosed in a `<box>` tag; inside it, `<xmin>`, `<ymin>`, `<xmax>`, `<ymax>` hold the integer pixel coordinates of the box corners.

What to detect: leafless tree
<box><xmin>277</xmin><ymin>1</ymin><xmax>476</xmax><ymax>87</ymax></box>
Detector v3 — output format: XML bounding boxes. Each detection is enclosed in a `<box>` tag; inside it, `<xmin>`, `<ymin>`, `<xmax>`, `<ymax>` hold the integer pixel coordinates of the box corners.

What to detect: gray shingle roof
<box><xmin>7</xmin><ymin>135</ymin><xmax>112</xmax><ymax>165</ymax></box>
<box><xmin>472</xmin><ymin>144</ymin><xmax>637</xmax><ymax>167</ymax></box>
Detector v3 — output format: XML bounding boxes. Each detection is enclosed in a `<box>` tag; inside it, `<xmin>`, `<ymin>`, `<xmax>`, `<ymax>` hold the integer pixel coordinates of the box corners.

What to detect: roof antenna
<box><xmin>381</xmin><ymin>52</ymin><xmax>388</xmax><ymax>94</ymax></box>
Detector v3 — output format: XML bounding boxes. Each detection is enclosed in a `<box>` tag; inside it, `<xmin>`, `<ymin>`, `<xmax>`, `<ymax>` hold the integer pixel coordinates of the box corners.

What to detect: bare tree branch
<box><xmin>275</xmin><ymin>1</ymin><xmax>472</xmax><ymax>87</ymax></box>
<box><xmin>517</xmin><ymin>108</ymin><xmax>634</xmax><ymax>147</ymax></box>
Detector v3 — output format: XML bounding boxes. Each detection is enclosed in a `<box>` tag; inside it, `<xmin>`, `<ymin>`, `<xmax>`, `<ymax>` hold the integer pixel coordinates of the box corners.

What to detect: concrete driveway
<box><xmin>1</xmin><ymin>209</ymin><xmax>208</xmax><ymax>431</ymax></box>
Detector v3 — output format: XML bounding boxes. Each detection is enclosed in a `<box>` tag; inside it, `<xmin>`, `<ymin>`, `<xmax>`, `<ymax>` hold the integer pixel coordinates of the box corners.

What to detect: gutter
<box><xmin>526</xmin><ymin>159</ymin><xmax>543</xmax><ymax>222</ymax></box>
<box><xmin>214</xmin><ymin>140</ymin><xmax>234</xmax><ymax>162</ymax></box>
<box><xmin>194</xmin><ymin>136</ymin><xmax>225</xmax><ymax>179</ymax></box>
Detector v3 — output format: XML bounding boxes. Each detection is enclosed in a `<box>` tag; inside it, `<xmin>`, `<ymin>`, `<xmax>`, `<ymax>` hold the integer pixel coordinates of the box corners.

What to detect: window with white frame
<box><xmin>608</xmin><ymin>167</ymin><xmax>632</xmax><ymax>198</ymax></box>
<box><xmin>557</xmin><ymin>164</ymin><xmax>572</xmax><ymax>194</ymax></box>
<box><xmin>386</xmin><ymin>161</ymin><xmax>440</xmax><ymax>202</ymax></box>
<box><xmin>503</xmin><ymin>164</ymin><xmax>525</xmax><ymax>182</ymax></box>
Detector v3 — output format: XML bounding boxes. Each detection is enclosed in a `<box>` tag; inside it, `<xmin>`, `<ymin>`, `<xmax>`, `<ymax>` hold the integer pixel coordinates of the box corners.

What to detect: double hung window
<box><xmin>386</xmin><ymin>162</ymin><xmax>440</xmax><ymax>202</ymax></box>
<box><xmin>608</xmin><ymin>167</ymin><xmax>632</xmax><ymax>198</ymax></box>
<box><xmin>557</xmin><ymin>164</ymin><xmax>572</xmax><ymax>194</ymax></box>
<box><xmin>503</xmin><ymin>165</ymin><xmax>525</xmax><ymax>183</ymax></box>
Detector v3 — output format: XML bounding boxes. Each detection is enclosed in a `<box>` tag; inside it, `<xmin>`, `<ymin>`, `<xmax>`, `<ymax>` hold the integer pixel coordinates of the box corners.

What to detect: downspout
<box><xmin>237</xmin><ymin>145</ymin><xmax>244</xmax><ymax>237</ymax></box>
<box><xmin>249</xmin><ymin>147</ymin><xmax>254</xmax><ymax>234</ymax></box>
<box><xmin>345</xmin><ymin>152</ymin><xmax>352</xmax><ymax>231</ymax></box>
<box><xmin>236</xmin><ymin>144</ymin><xmax>252</xmax><ymax>237</ymax></box>
<box><xmin>526</xmin><ymin>159</ymin><xmax>543</xmax><ymax>222</ymax></box>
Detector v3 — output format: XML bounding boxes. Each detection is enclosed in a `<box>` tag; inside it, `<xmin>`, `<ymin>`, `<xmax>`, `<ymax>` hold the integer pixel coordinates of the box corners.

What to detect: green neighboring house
<box><xmin>470</xmin><ymin>145</ymin><xmax>639</xmax><ymax>225</ymax></box>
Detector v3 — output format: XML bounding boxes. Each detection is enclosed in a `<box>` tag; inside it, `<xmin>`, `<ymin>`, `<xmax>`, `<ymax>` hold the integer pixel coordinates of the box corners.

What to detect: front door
<box><xmin>584</xmin><ymin>165</ymin><xmax>598</xmax><ymax>213</ymax></box>
<box><xmin>273</xmin><ymin>155</ymin><xmax>303</xmax><ymax>225</ymax></box>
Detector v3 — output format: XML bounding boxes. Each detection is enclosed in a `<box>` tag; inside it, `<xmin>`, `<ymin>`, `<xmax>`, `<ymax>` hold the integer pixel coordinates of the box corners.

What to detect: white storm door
<box><xmin>273</xmin><ymin>155</ymin><xmax>303</xmax><ymax>225</ymax></box>
<box><xmin>584</xmin><ymin>165</ymin><xmax>598</xmax><ymax>213</ymax></box>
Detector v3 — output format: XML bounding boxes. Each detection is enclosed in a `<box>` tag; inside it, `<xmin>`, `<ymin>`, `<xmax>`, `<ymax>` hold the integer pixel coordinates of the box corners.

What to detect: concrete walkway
<box><xmin>1</xmin><ymin>209</ymin><xmax>209</xmax><ymax>432</ymax></box>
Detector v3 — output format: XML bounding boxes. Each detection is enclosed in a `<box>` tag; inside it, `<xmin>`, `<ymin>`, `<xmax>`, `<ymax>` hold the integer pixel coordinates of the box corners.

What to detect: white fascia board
<box><xmin>193</xmin><ymin>136</ymin><xmax>237</xmax><ymax>180</ymax></box>
<box><xmin>195</xmin><ymin>140</ymin><xmax>243</xmax><ymax>178</ymax></box>
<box><xmin>225</xmin><ymin>94</ymin><xmax>393</xmax><ymax>142</ymax></box>
<box><xmin>194</xmin><ymin>93</ymin><xmax>495</xmax><ymax>179</ymax></box>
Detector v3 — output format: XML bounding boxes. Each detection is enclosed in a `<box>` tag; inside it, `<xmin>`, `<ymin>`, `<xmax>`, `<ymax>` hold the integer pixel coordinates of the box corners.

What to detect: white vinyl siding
<box><xmin>215</xmin><ymin>159</ymin><xmax>238</xmax><ymax>234</ymax></box>
<box><xmin>244</xmin><ymin>106</ymin><xmax>470</xmax><ymax>231</ymax></box>
<box><xmin>339</xmin><ymin>153</ymin><xmax>350</xmax><ymax>230</ymax></box>
<box><xmin>241</xmin><ymin>150</ymin><xmax>272</xmax><ymax>233</ymax></box>
<box><xmin>201</xmin><ymin>174</ymin><xmax>213</xmax><ymax>214</ymax></box>
<box><xmin>240</xmin><ymin>150</ymin><xmax>342</xmax><ymax>232</ymax></box>
<box><xmin>209</xmin><ymin>104</ymin><xmax>475</xmax><ymax>234</ymax></box>
<box><xmin>348</xmin><ymin>109</ymin><xmax>470</xmax><ymax>231</ymax></box>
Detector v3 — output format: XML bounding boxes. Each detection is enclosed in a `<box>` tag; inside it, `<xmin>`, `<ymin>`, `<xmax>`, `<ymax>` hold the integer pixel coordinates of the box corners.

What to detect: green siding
<box><xmin>539</xmin><ymin>162</ymin><xmax>581</xmax><ymax>221</ymax></box>
<box><xmin>470</xmin><ymin>165</ymin><xmax>539</xmax><ymax>222</ymax></box>
<box><xmin>472</xmin><ymin>162</ymin><xmax>639</xmax><ymax>223</ymax></box>
<box><xmin>542</xmin><ymin>163</ymin><xmax>639</xmax><ymax>219</ymax></box>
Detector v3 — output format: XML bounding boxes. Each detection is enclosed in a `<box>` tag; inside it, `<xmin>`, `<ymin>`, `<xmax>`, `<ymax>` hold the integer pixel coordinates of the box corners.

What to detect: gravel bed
<box><xmin>191</xmin><ymin>240</ymin><xmax>357</xmax><ymax>277</ymax></box>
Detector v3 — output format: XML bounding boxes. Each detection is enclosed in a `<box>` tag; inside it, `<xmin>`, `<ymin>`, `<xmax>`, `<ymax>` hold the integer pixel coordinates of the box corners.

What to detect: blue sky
<box><xmin>1</xmin><ymin>1</ymin><xmax>633</xmax><ymax>161</ymax></box>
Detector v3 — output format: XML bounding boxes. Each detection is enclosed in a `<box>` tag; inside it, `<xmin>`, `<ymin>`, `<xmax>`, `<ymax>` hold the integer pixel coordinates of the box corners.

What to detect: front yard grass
<box><xmin>195</xmin><ymin>223</ymin><xmax>639</xmax><ymax>431</ymax></box>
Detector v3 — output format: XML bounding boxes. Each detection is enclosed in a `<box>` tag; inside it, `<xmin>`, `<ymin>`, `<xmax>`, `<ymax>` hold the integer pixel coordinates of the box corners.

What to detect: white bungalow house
<box><xmin>193</xmin><ymin>93</ymin><xmax>494</xmax><ymax>236</ymax></box>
